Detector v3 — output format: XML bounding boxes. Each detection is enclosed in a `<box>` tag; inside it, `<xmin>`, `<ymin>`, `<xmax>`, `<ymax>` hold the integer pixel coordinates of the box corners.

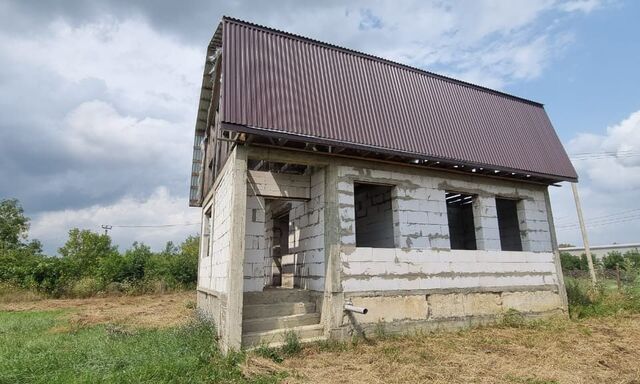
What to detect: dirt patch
<box><xmin>1</xmin><ymin>291</ymin><xmax>196</xmax><ymax>328</ymax></box>
<box><xmin>278</xmin><ymin>316</ymin><xmax>640</xmax><ymax>384</ymax></box>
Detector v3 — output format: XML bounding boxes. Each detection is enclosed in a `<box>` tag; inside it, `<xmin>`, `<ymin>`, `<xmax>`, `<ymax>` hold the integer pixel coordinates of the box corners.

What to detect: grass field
<box><xmin>0</xmin><ymin>292</ymin><xmax>283</xmax><ymax>384</ymax></box>
<box><xmin>2</xmin><ymin>292</ymin><xmax>640</xmax><ymax>383</ymax></box>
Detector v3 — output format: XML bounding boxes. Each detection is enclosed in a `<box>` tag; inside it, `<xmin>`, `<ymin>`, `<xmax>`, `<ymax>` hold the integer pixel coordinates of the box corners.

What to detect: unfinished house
<box><xmin>190</xmin><ymin>17</ymin><xmax>578</xmax><ymax>352</ymax></box>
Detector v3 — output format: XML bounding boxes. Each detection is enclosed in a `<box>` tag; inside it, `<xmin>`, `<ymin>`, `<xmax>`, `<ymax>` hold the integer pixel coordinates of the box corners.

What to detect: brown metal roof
<box><xmin>215</xmin><ymin>17</ymin><xmax>577</xmax><ymax>182</ymax></box>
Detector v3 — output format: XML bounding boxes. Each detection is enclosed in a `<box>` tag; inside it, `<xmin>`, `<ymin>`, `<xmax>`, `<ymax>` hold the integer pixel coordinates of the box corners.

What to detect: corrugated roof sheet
<box><xmin>216</xmin><ymin>17</ymin><xmax>577</xmax><ymax>182</ymax></box>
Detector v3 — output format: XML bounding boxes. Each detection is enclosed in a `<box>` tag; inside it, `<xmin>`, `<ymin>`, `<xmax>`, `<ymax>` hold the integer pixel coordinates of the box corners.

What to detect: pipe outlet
<box><xmin>344</xmin><ymin>301</ymin><xmax>368</xmax><ymax>314</ymax></box>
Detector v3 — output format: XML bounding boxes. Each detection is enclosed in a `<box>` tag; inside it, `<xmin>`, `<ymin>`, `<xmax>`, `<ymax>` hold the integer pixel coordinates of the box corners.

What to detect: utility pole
<box><xmin>571</xmin><ymin>183</ymin><xmax>596</xmax><ymax>285</ymax></box>
<box><xmin>101</xmin><ymin>225</ymin><xmax>112</xmax><ymax>236</ymax></box>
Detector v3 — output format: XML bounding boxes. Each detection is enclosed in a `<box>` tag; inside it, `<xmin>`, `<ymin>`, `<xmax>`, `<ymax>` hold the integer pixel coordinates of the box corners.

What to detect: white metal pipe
<box><xmin>344</xmin><ymin>303</ymin><xmax>368</xmax><ymax>314</ymax></box>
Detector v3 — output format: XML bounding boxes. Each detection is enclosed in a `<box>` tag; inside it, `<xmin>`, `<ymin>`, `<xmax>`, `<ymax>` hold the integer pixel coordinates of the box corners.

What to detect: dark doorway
<box><xmin>496</xmin><ymin>198</ymin><xmax>523</xmax><ymax>251</ymax></box>
<box><xmin>446</xmin><ymin>192</ymin><xmax>477</xmax><ymax>250</ymax></box>
<box><xmin>271</xmin><ymin>210</ymin><xmax>290</xmax><ymax>287</ymax></box>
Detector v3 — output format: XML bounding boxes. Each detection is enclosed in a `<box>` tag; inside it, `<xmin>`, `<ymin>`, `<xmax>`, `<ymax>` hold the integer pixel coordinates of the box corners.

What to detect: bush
<box><xmin>625</xmin><ymin>249</ymin><xmax>640</xmax><ymax>269</ymax></box>
<box><xmin>69</xmin><ymin>277</ymin><xmax>101</xmax><ymax>298</ymax></box>
<box><xmin>282</xmin><ymin>331</ymin><xmax>301</xmax><ymax>356</ymax></box>
<box><xmin>560</xmin><ymin>252</ymin><xmax>583</xmax><ymax>271</ymax></box>
<box><xmin>560</xmin><ymin>252</ymin><xmax>599</xmax><ymax>272</ymax></box>
<box><xmin>602</xmin><ymin>251</ymin><xmax>625</xmax><ymax>270</ymax></box>
<box><xmin>0</xmin><ymin>231</ymin><xmax>199</xmax><ymax>298</ymax></box>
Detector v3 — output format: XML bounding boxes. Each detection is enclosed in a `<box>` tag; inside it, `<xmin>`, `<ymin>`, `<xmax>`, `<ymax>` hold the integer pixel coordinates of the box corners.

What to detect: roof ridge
<box><xmin>221</xmin><ymin>16</ymin><xmax>544</xmax><ymax>108</ymax></box>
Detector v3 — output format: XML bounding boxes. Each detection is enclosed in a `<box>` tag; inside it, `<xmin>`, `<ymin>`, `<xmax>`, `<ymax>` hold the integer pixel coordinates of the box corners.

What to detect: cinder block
<box><xmin>428</xmin><ymin>292</ymin><xmax>501</xmax><ymax>318</ymax></box>
<box><xmin>426</xmin><ymin>211</ymin><xmax>448</xmax><ymax>225</ymax></box>
<box><xmin>501</xmin><ymin>291</ymin><xmax>562</xmax><ymax>313</ymax></box>
<box><xmin>349</xmin><ymin>295</ymin><xmax>428</xmax><ymax>324</ymax></box>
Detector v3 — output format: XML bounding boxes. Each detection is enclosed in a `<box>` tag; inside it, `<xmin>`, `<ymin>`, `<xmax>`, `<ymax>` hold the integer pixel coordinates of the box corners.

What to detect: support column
<box><xmin>321</xmin><ymin>163</ymin><xmax>345</xmax><ymax>338</ymax></box>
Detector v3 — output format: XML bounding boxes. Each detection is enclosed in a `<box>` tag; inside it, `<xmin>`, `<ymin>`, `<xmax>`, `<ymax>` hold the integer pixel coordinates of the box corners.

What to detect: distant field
<box><xmin>2</xmin><ymin>292</ymin><xmax>640</xmax><ymax>383</ymax></box>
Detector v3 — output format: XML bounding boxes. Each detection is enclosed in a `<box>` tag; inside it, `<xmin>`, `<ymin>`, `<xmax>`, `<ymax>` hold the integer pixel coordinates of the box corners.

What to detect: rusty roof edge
<box><xmin>221</xmin><ymin>16</ymin><xmax>544</xmax><ymax>108</ymax></box>
<box><xmin>222</xmin><ymin>122</ymin><xmax>578</xmax><ymax>183</ymax></box>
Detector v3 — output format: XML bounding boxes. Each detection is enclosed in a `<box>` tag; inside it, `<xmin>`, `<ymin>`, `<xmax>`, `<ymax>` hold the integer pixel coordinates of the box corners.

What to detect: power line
<box><xmin>102</xmin><ymin>222</ymin><xmax>200</xmax><ymax>229</ymax></box>
<box><xmin>555</xmin><ymin>207</ymin><xmax>640</xmax><ymax>225</ymax></box>
<box><xmin>556</xmin><ymin>215</ymin><xmax>640</xmax><ymax>231</ymax></box>
<box><xmin>557</xmin><ymin>213</ymin><xmax>640</xmax><ymax>228</ymax></box>
<box><xmin>569</xmin><ymin>150</ymin><xmax>640</xmax><ymax>156</ymax></box>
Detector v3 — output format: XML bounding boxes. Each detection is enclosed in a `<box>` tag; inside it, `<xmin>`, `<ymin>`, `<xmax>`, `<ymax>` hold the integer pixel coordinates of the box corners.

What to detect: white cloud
<box><xmin>550</xmin><ymin>109</ymin><xmax>640</xmax><ymax>246</ymax></box>
<box><xmin>560</xmin><ymin>0</ymin><xmax>603</xmax><ymax>13</ymax></box>
<box><xmin>62</xmin><ymin>100</ymin><xmax>189</xmax><ymax>166</ymax></box>
<box><xmin>0</xmin><ymin>17</ymin><xmax>202</xmax><ymax>120</ymax></box>
<box><xmin>31</xmin><ymin>187</ymin><xmax>200</xmax><ymax>254</ymax></box>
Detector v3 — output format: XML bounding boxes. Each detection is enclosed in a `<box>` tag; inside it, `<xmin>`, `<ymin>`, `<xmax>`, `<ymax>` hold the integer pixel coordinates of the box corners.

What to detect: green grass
<box><xmin>565</xmin><ymin>276</ymin><xmax>640</xmax><ymax>319</ymax></box>
<box><xmin>0</xmin><ymin>311</ymin><xmax>283</xmax><ymax>384</ymax></box>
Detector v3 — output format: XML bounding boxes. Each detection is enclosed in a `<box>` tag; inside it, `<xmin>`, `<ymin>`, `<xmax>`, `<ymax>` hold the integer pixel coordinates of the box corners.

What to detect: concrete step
<box><xmin>243</xmin><ymin>313</ymin><xmax>321</xmax><ymax>333</ymax></box>
<box><xmin>243</xmin><ymin>289</ymin><xmax>315</xmax><ymax>305</ymax></box>
<box><xmin>245</xmin><ymin>335</ymin><xmax>327</xmax><ymax>351</ymax></box>
<box><xmin>241</xmin><ymin>324</ymin><xmax>325</xmax><ymax>348</ymax></box>
<box><xmin>243</xmin><ymin>301</ymin><xmax>316</xmax><ymax>319</ymax></box>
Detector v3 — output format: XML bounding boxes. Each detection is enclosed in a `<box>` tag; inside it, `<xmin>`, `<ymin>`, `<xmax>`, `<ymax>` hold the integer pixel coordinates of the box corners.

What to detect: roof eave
<box><xmin>222</xmin><ymin>122</ymin><xmax>578</xmax><ymax>184</ymax></box>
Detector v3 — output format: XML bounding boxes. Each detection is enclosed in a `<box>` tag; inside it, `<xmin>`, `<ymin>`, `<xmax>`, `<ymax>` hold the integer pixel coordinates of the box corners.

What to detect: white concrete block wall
<box><xmin>393</xmin><ymin>186</ymin><xmax>450</xmax><ymax>249</ymax></box>
<box><xmin>518</xmin><ymin>198</ymin><xmax>553</xmax><ymax>252</ymax></box>
<box><xmin>341</xmin><ymin>248</ymin><xmax>558</xmax><ymax>292</ymax></box>
<box><xmin>243</xmin><ymin>195</ymin><xmax>266</xmax><ymax>292</ymax></box>
<box><xmin>196</xmin><ymin>160</ymin><xmax>234</xmax><ymax>294</ymax></box>
<box><xmin>288</xmin><ymin>169</ymin><xmax>326</xmax><ymax>291</ymax></box>
<box><xmin>473</xmin><ymin>196</ymin><xmax>501</xmax><ymax>251</ymax></box>
<box><xmin>337</xmin><ymin>164</ymin><xmax>556</xmax><ymax>294</ymax></box>
<box><xmin>338</xmin><ymin>165</ymin><xmax>553</xmax><ymax>253</ymax></box>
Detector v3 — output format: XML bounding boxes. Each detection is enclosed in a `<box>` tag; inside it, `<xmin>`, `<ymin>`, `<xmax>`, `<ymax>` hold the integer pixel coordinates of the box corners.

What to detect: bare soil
<box><xmin>0</xmin><ymin>291</ymin><xmax>196</xmax><ymax>328</ymax></box>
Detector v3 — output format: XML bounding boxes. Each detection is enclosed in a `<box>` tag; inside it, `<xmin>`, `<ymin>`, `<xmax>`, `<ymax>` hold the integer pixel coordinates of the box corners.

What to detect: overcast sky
<box><xmin>1</xmin><ymin>0</ymin><xmax>639</xmax><ymax>254</ymax></box>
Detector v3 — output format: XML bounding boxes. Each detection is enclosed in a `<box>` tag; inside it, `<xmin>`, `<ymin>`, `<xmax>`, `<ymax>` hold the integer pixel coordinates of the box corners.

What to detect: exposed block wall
<box><xmin>197</xmin><ymin>157</ymin><xmax>235</xmax><ymax>294</ymax></box>
<box><xmin>247</xmin><ymin>170</ymin><xmax>310</xmax><ymax>199</ymax></box>
<box><xmin>287</xmin><ymin>169</ymin><xmax>326</xmax><ymax>291</ymax></box>
<box><xmin>344</xmin><ymin>289</ymin><xmax>563</xmax><ymax>334</ymax></box>
<box><xmin>337</xmin><ymin>165</ymin><xmax>553</xmax><ymax>253</ymax></box>
<box><xmin>473</xmin><ymin>196</ymin><xmax>501</xmax><ymax>251</ymax></box>
<box><xmin>341</xmin><ymin>248</ymin><xmax>559</xmax><ymax>292</ymax></box>
<box><xmin>243</xmin><ymin>194</ymin><xmax>266</xmax><ymax>292</ymax></box>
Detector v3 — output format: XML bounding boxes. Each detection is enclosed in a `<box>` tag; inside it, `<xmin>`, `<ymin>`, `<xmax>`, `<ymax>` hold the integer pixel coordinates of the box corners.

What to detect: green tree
<box><xmin>97</xmin><ymin>242</ymin><xmax>152</xmax><ymax>284</ymax></box>
<box><xmin>172</xmin><ymin>236</ymin><xmax>199</xmax><ymax>285</ymax></box>
<box><xmin>58</xmin><ymin>229</ymin><xmax>118</xmax><ymax>278</ymax></box>
<box><xmin>0</xmin><ymin>198</ymin><xmax>30</xmax><ymax>250</ymax></box>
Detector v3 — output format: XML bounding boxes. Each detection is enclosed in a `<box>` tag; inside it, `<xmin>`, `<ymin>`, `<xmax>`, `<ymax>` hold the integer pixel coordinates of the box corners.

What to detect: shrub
<box><xmin>69</xmin><ymin>277</ymin><xmax>101</xmax><ymax>298</ymax></box>
<box><xmin>501</xmin><ymin>308</ymin><xmax>526</xmax><ymax>328</ymax></box>
<box><xmin>282</xmin><ymin>331</ymin><xmax>301</xmax><ymax>356</ymax></box>
<box><xmin>560</xmin><ymin>252</ymin><xmax>598</xmax><ymax>271</ymax></box>
<box><xmin>602</xmin><ymin>251</ymin><xmax>625</xmax><ymax>270</ymax></box>
<box><xmin>0</xmin><ymin>210</ymin><xmax>199</xmax><ymax>298</ymax></box>
<box><xmin>565</xmin><ymin>277</ymin><xmax>640</xmax><ymax>319</ymax></box>
<box><xmin>254</xmin><ymin>344</ymin><xmax>284</xmax><ymax>363</ymax></box>
<box><xmin>625</xmin><ymin>249</ymin><xmax>640</xmax><ymax>269</ymax></box>
<box><xmin>560</xmin><ymin>252</ymin><xmax>583</xmax><ymax>271</ymax></box>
